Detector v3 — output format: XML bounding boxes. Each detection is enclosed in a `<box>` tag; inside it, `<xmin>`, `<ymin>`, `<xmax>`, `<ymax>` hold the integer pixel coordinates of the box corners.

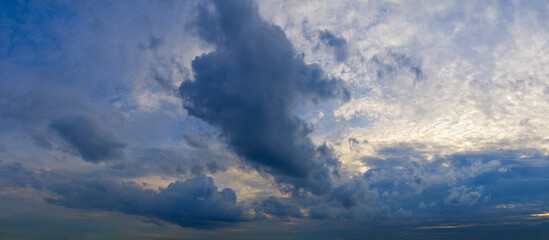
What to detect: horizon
<box><xmin>2</xmin><ymin>0</ymin><xmax>549</xmax><ymax>239</ymax></box>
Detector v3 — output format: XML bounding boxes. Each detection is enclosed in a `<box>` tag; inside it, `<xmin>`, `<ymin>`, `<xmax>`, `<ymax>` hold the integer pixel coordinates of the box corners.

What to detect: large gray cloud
<box><xmin>179</xmin><ymin>0</ymin><xmax>349</xmax><ymax>195</ymax></box>
<box><xmin>46</xmin><ymin>175</ymin><xmax>245</xmax><ymax>228</ymax></box>
<box><xmin>50</xmin><ymin>115</ymin><xmax>126</xmax><ymax>163</ymax></box>
<box><xmin>0</xmin><ymin>162</ymin><xmax>245</xmax><ymax>229</ymax></box>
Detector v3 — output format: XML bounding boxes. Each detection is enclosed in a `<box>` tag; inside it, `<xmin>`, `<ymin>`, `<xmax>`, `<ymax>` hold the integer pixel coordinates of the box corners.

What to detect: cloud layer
<box><xmin>2</xmin><ymin>0</ymin><xmax>549</xmax><ymax>238</ymax></box>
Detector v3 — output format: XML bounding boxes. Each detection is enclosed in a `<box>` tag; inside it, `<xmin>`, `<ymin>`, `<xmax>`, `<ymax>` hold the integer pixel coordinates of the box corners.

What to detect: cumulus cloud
<box><xmin>180</xmin><ymin>0</ymin><xmax>349</xmax><ymax>195</ymax></box>
<box><xmin>5</xmin><ymin>0</ymin><xmax>549</xmax><ymax>235</ymax></box>
<box><xmin>46</xmin><ymin>175</ymin><xmax>245</xmax><ymax>228</ymax></box>
<box><xmin>308</xmin><ymin>143</ymin><xmax>549</xmax><ymax>221</ymax></box>
<box><xmin>0</xmin><ymin>162</ymin><xmax>245</xmax><ymax>228</ymax></box>
<box><xmin>50</xmin><ymin>115</ymin><xmax>126</xmax><ymax>163</ymax></box>
<box><xmin>445</xmin><ymin>186</ymin><xmax>482</xmax><ymax>207</ymax></box>
<box><xmin>331</xmin><ymin>176</ymin><xmax>377</xmax><ymax>209</ymax></box>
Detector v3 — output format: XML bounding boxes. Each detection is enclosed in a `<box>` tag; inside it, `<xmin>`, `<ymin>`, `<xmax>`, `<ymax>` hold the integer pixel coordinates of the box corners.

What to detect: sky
<box><xmin>2</xmin><ymin>0</ymin><xmax>549</xmax><ymax>239</ymax></box>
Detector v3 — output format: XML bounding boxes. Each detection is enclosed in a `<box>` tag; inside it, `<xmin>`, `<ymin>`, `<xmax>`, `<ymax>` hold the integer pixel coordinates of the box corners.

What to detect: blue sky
<box><xmin>2</xmin><ymin>0</ymin><xmax>549</xmax><ymax>239</ymax></box>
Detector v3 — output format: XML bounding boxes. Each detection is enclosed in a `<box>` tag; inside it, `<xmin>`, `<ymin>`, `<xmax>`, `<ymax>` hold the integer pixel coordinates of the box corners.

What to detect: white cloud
<box><xmin>445</xmin><ymin>186</ymin><xmax>483</xmax><ymax>206</ymax></box>
<box><xmin>254</xmin><ymin>1</ymin><xmax>549</xmax><ymax>181</ymax></box>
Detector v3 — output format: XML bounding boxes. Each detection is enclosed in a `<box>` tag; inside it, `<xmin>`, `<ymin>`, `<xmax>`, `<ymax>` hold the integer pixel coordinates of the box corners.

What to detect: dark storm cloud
<box><xmin>0</xmin><ymin>162</ymin><xmax>245</xmax><ymax>228</ymax></box>
<box><xmin>180</xmin><ymin>0</ymin><xmax>349</xmax><ymax>195</ymax></box>
<box><xmin>46</xmin><ymin>175</ymin><xmax>245</xmax><ymax>228</ymax></box>
<box><xmin>50</xmin><ymin>115</ymin><xmax>126</xmax><ymax>163</ymax></box>
<box><xmin>319</xmin><ymin>30</ymin><xmax>349</xmax><ymax>62</ymax></box>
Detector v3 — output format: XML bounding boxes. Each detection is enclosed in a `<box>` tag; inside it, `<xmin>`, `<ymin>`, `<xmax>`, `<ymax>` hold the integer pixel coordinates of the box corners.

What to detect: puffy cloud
<box><xmin>180</xmin><ymin>0</ymin><xmax>349</xmax><ymax>195</ymax></box>
<box><xmin>445</xmin><ymin>186</ymin><xmax>483</xmax><ymax>207</ymax></box>
<box><xmin>305</xmin><ymin>143</ymin><xmax>549</xmax><ymax>222</ymax></box>
<box><xmin>331</xmin><ymin>176</ymin><xmax>377</xmax><ymax>209</ymax></box>
<box><xmin>47</xmin><ymin>175</ymin><xmax>245</xmax><ymax>228</ymax></box>
<box><xmin>0</xmin><ymin>162</ymin><xmax>245</xmax><ymax>228</ymax></box>
<box><xmin>5</xmin><ymin>0</ymin><xmax>549</xmax><ymax>235</ymax></box>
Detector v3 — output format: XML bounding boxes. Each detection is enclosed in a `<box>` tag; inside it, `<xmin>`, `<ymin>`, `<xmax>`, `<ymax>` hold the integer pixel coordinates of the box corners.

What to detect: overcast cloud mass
<box><xmin>2</xmin><ymin>0</ymin><xmax>549</xmax><ymax>239</ymax></box>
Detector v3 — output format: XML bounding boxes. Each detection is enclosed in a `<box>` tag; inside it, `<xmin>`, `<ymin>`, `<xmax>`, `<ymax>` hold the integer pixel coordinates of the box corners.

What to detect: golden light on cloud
<box><xmin>283</xmin><ymin>222</ymin><xmax>298</xmax><ymax>225</ymax></box>
<box><xmin>417</xmin><ymin>224</ymin><xmax>472</xmax><ymax>230</ymax></box>
<box><xmin>530</xmin><ymin>212</ymin><xmax>549</xmax><ymax>217</ymax></box>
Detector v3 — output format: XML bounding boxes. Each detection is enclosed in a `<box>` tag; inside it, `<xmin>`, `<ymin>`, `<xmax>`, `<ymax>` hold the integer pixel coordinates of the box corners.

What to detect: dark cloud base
<box><xmin>180</xmin><ymin>0</ymin><xmax>349</xmax><ymax>195</ymax></box>
<box><xmin>2</xmin><ymin>143</ymin><xmax>549</xmax><ymax>232</ymax></box>
<box><xmin>50</xmin><ymin>115</ymin><xmax>126</xmax><ymax>163</ymax></box>
<box><xmin>0</xmin><ymin>163</ymin><xmax>246</xmax><ymax>229</ymax></box>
